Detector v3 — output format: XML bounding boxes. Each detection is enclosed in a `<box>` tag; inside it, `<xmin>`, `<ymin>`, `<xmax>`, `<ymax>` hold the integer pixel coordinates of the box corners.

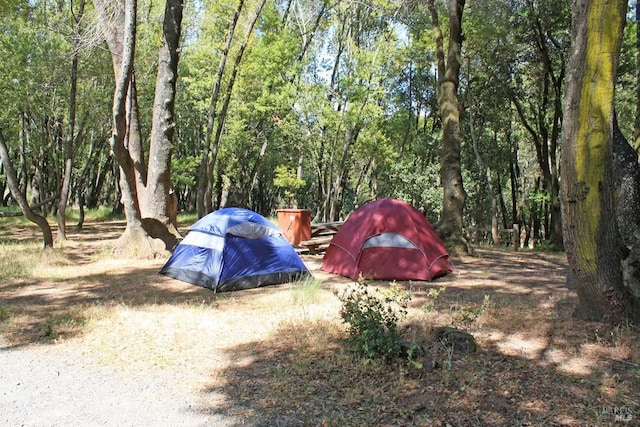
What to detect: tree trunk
<box><xmin>429</xmin><ymin>0</ymin><xmax>468</xmax><ymax>255</ymax></box>
<box><xmin>533</xmin><ymin>3</ymin><xmax>564</xmax><ymax>248</ymax></box>
<box><xmin>612</xmin><ymin>116</ymin><xmax>640</xmax><ymax>320</ymax></box>
<box><xmin>296</xmin><ymin>2</ymin><xmax>327</xmax><ymax>63</ymax></box>
<box><xmin>127</xmin><ymin>75</ymin><xmax>147</xmax><ymax>193</ymax></box>
<box><xmin>94</xmin><ymin>0</ymin><xmax>146</xmax><ymax>204</ymax></box>
<box><xmin>0</xmin><ymin>130</ymin><xmax>53</xmax><ymax>248</ymax></box>
<box><xmin>98</xmin><ymin>0</ymin><xmax>163</xmax><ymax>258</ymax></box>
<box><xmin>57</xmin><ymin>0</ymin><xmax>85</xmax><ymax>242</ymax></box>
<box><xmin>508</xmin><ymin>1</ymin><xmax>565</xmax><ymax>248</ymax></box>
<box><xmin>76</xmin><ymin>193</ymin><xmax>85</xmax><ymax>230</ymax></box>
<box><xmin>18</xmin><ymin>111</ymin><xmax>29</xmax><ymax>193</ymax></box>
<box><xmin>329</xmin><ymin>126</ymin><xmax>356</xmax><ymax>221</ymax></box>
<box><xmin>469</xmin><ymin>110</ymin><xmax>498</xmax><ymax>246</ymax></box>
<box><xmin>509</xmin><ymin>129</ymin><xmax>520</xmax><ymax>228</ymax></box>
<box><xmin>248</xmin><ymin>133</ymin><xmax>269</xmax><ymax>199</ymax></box>
<box><xmin>634</xmin><ymin>0</ymin><xmax>640</xmax><ymax>156</ymax></box>
<box><xmin>94</xmin><ymin>0</ymin><xmax>183</xmax><ymax>256</ymax></box>
<box><xmin>496</xmin><ymin>170</ymin><xmax>509</xmax><ymax>230</ymax></box>
<box><xmin>107</xmin><ymin>0</ymin><xmax>142</xmax><ymax>229</ymax></box>
<box><xmin>73</xmin><ymin>130</ymin><xmax>101</xmax><ymax>226</ymax></box>
<box><xmin>511</xmin><ymin>93</ymin><xmax>563</xmax><ymax>247</ymax></box>
<box><xmin>142</xmin><ymin>0</ymin><xmax>183</xmax><ymax>246</ymax></box>
<box><xmin>197</xmin><ymin>0</ymin><xmax>244</xmax><ymax>218</ymax></box>
<box><xmin>206</xmin><ymin>0</ymin><xmax>267</xmax><ymax>213</ymax></box>
<box><xmin>561</xmin><ymin>0</ymin><xmax>639</xmax><ymax>322</ymax></box>
<box><xmin>0</xmin><ymin>161</ymin><xmax>6</xmax><ymax>207</ymax></box>
<box><xmin>87</xmin><ymin>151</ymin><xmax>111</xmax><ymax>209</ymax></box>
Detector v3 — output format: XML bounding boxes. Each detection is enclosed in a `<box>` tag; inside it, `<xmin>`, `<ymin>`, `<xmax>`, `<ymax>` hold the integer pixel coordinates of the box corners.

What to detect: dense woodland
<box><xmin>1</xmin><ymin>0</ymin><xmax>640</xmax><ymax>320</ymax></box>
<box><xmin>0</xmin><ymin>0</ymin><xmax>584</xmax><ymax>238</ymax></box>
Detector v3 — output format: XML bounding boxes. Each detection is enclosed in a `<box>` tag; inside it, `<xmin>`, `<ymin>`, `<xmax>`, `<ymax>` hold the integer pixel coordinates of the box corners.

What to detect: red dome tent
<box><xmin>321</xmin><ymin>198</ymin><xmax>452</xmax><ymax>281</ymax></box>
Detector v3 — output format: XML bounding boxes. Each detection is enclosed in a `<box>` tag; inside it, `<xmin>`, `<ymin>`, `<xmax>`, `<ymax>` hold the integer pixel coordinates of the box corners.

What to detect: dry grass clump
<box><xmin>79</xmin><ymin>303</ymin><xmax>227</xmax><ymax>369</ymax></box>
<box><xmin>0</xmin><ymin>242</ymin><xmax>71</xmax><ymax>281</ymax></box>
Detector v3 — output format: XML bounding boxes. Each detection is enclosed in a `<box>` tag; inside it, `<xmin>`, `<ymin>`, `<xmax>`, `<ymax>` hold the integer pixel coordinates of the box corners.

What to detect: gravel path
<box><xmin>0</xmin><ymin>339</ymin><xmax>232</xmax><ymax>427</ymax></box>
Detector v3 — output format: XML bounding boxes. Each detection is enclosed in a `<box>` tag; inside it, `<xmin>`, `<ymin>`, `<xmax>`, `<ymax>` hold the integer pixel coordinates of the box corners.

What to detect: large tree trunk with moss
<box><xmin>561</xmin><ymin>0</ymin><xmax>640</xmax><ymax>322</ymax></box>
<box><xmin>428</xmin><ymin>0</ymin><xmax>468</xmax><ymax>255</ymax></box>
<box><xmin>634</xmin><ymin>0</ymin><xmax>640</xmax><ymax>156</ymax></box>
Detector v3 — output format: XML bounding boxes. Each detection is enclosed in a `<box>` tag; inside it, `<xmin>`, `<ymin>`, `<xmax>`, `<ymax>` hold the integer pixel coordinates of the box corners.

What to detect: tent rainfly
<box><xmin>321</xmin><ymin>198</ymin><xmax>452</xmax><ymax>281</ymax></box>
<box><xmin>160</xmin><ymin>207</ymin><xmax>309</xmax><ymax>292</ymax></box>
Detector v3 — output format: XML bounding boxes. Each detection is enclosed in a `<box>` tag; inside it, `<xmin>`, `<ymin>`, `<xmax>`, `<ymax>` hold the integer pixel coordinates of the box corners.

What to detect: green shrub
<box><xmin>422</xmin><ymin>286</ymin><xmax>445</xmax><ymax>313</ymax></box>
<box><xmin>336</xmin><ymin>281</ymin><xmax>411</xmax><ymax>361</ymax></box>
<box><xmin>451</xmin><ymin>294</ymin><xmax>490</xmax><ymax>327</ymax></box>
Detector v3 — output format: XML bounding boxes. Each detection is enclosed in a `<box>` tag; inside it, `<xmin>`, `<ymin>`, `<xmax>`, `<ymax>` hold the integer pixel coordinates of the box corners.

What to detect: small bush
<box><xmin>422</xmin><ymin>286</ymin><xmax>445</xmax><ymax>313</ymax></box>
<box><xmin>336</xmin><ymin>281</ymin><xmax>411</xmax><ymax>361</ymax></box>
<box><xmin>451</xmin><ymin>294</ymin><xmax>490</xmax><ymax>327</ymax></box>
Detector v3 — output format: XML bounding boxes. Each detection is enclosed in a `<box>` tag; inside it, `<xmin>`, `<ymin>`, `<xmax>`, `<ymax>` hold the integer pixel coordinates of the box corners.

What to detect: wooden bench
<box><xmin>299</xmin><ymin>235</ymin><xmax>334</xmax><ymax>254</ymax></box>
<box><xmin>299</xmin><ymin>221</ymin><xmax>344</xmax><ymax>254</ymax></box>
<box><xmin>463</xmin><ymin>223</ymin><xmax>520</xmax><ymax>251</ymax></box>
<box><xmin>311</xmin><ymin>221</ymin><xmax>344</xmax><ymax>237</ymax></box>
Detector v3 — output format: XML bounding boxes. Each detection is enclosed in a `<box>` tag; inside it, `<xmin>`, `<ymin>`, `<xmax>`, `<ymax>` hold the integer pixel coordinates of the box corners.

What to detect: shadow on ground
<box><xmin>192</xmin><ymin>249</ymin><xmax>639</xmax><ymax>426</ymax></box>
<box><xmin>195</xmin><ymin>314</ymin><xmax>639</xmax><ymax>426</ymax></box>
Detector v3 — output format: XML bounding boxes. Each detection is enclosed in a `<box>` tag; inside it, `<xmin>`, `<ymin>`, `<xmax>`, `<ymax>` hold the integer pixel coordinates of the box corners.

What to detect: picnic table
<box><xmin>299</xmin><ymin>221</ymin><xmax>344</xmax><ymax>254</ymax></box>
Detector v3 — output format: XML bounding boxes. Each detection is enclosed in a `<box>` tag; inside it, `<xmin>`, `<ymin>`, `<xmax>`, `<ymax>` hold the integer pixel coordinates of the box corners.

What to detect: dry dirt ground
<box><xmin>0</xmin><ymin>221</ymin><xmax>639</xmax><ymax>426</ymax></box>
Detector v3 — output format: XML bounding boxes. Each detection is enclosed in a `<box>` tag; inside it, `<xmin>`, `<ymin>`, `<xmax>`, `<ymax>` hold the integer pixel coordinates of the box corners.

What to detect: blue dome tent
<box><xmin>160</xmin><ymin>208</ymin><xmax>310</xmax><ymax>292</ymax></box>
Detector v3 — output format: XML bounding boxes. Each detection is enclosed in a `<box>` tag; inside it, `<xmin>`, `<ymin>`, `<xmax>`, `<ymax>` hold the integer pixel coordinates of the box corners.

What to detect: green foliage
<box><xmin>273</xmin><ymin>165</ymin><xmax>305</xmax><ymax>207</ymax></box>
<box><xmin>171</xmin><ymin>155</ymin><xmax>201</xmax><ymax>189</ymax></box>
<box><xmin>0</xmin><ymin>2</ymin><xmax>69</xmax><ymax>131</ymax></box>
<box><xmin>404</xmin><ymin>343</ymin><xmax>424</xmax><ymax>369</ymax></box>
<box><xmin>614</xmin><ymin>16</ymin><xmax>637</xmax><ymax>139</ymax></box>
<box><xmin>451</xmin><ymin>295</ymin><xmax>490</xmax><ymax>328</ymax></box>
<box><xmin>528</xmin><ymin>189</ymin><xmax>551</xmax><ymax>205</ymax></box>
<box><xmin>422</xmin><ymin>286</ymin><xmax>446</xmax><ymax>313</ymax></box>
<box><xmin>0</xmin><ymin>0</ymin><xmax>631</xmax><ymax>253</ymax></box>
<box><xmin>336</xmin><ymin>282</ymin><xmax>411</xmax><ymax>361</ymax></box>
